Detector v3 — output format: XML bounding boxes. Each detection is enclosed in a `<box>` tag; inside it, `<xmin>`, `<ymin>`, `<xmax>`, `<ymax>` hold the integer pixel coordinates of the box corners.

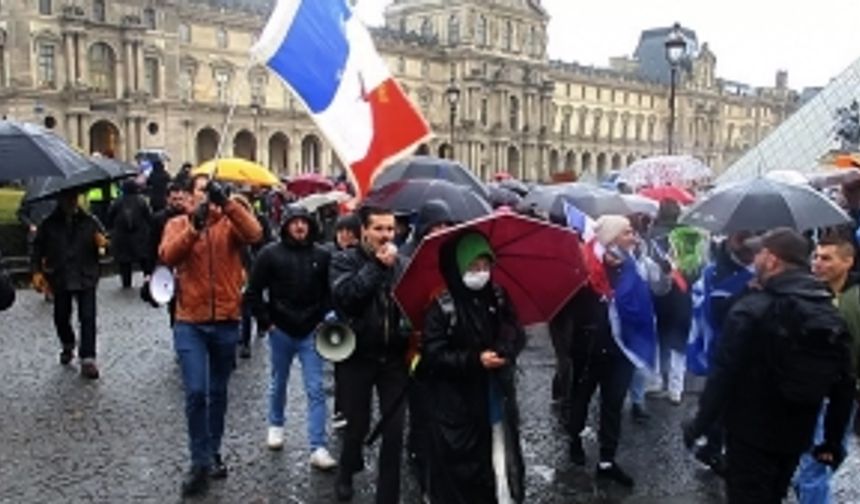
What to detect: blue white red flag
<box><xmin>251</xmin><ymin>0</ymin><xmax>431</xmax><ymax>197</ymax></box>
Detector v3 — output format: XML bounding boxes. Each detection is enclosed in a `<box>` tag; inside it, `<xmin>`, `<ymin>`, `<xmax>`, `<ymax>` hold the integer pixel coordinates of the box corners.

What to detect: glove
<box><xmin>324</xmin><ymin>310</ymin><xmax>338</xmax><ymax>323</ymax></box>
<box><xmin>191</xmin><ymin>202</ymin><xmax>209</xmax><ymax>231</ymax></box>
<box><xmin>681</xmin><ymin>418</ymin><xmax>700</xmax><ymax>450</ymax></box>
<box><xmin>812</xmin><ymin>443</ymin><xmax>846</xmax><ymax>469</ymax></box>
<box><xmin>206</xmin><ymin>180</ymin><xmax>228</xmax><ymax>207</ymax></box>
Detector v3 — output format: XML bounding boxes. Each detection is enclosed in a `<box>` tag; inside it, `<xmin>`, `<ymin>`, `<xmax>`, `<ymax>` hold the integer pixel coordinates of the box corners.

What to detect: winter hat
<box><xmin>455</xmin><ymin>232</ymin><xmax>495</xmax><ymax>275</ymax></box>
<box><xmin>595</xmin><ymin>215</ymin><xmax>631</xmax><ymax>247</ymax></box>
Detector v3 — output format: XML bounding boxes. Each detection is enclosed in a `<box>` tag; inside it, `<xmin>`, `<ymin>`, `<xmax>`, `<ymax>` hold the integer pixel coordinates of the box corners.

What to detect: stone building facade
<box><xmin>0</xmin><ymin>0</ymin><xmax>798</xmax><ymax>181</ymax></box>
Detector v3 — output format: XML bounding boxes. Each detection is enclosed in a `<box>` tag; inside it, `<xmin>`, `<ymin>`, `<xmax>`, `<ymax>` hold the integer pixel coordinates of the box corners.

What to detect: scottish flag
<box><xmin>252</xmin><ymin>0</ymin><xmax>431</xmax><ymax>196</ymax></box>
<box><xmin>607</xmin><ymin>252</ymin><xmax>658</xmax><ymax>370</ymax></box>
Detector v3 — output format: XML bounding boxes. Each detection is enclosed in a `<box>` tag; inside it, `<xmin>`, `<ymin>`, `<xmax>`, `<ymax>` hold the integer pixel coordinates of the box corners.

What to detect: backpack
<box><xmin>764</xmin><ymin>294</ymin><xmax>852</xmax><ymax>406</ymax></box>
<box><xmin>0</xmin><ymin>257</ymin><xmax>15</xmax><ymax>312</ymax></box>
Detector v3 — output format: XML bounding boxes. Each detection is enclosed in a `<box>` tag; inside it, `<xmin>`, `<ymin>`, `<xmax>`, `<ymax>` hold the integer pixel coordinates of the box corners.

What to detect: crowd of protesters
<box><xmin>2</xmin><ymin>158</ymin><xmax>859</xmax><ymax>504</ymax></box>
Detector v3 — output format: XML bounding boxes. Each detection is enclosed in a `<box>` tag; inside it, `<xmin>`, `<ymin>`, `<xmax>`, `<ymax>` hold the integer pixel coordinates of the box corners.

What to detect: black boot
<box><xmin>335</xmin><ymin>472</ymin><xmax>353</xmax><ymax>501</ymax></box>
<box><xmin>596</xmin><ymin>461</ymin><xmax>634</xmax><ymax>488</ymax></box>
<box><xmin>570</xmin><ymin>438</ymin><xmax>586</xmax><ymax>466</ymax></box>
<box><xmin>631</xmin><ymin>404</ymin><xmax>650</xmax><ymax>424</ymax></box>
<box><xmin>181</xmin><ymin>466</ymin><xmax>209</xmax><ymax>497</ymax></box>
<box><xmin>210</xmin><ymin>454</ymin><xmax>228</xmax><ymax>480</ymax></box>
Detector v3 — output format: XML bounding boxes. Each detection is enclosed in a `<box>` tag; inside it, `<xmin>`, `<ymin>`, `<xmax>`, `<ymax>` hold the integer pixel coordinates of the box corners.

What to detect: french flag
<box><xmin>251</xmin><ymin>0</ymin><xmax>431</xmax><ymax>197</ymax></box>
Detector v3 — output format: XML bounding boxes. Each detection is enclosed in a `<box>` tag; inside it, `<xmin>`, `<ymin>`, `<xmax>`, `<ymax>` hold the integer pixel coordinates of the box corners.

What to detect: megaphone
<box><xmin>148</xmin><ymin>266</ymin><xmax>175</xmax><ymax>306</ymax></box>
<box><xmin>315</xmin><ymin>321</ymin><xmax>356</xmax><ymax>362</ymax></box>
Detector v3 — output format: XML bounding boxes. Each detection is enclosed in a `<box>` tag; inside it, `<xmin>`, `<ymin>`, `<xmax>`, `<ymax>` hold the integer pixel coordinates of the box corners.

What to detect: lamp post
<box><xmin>446</xmin><ymin>78</ymin><xmax>461</xmax><ymax>160</ymax></box>
<box><xmin>664</xmin><ymin>22</ymin><xmax>687</xmax><ymax>155</ymax></box>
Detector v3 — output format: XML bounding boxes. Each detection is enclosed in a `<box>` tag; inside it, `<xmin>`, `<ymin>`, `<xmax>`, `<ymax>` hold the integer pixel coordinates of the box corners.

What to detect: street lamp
<box><xmin>446</xmin><ymin>78</ymin><xmax>461</xmax><ymax>159</ymax></box>
<box><xmin>664</xmin><ymin>22</ymin><xmax>687</xmax><ymax>155</ymax></box>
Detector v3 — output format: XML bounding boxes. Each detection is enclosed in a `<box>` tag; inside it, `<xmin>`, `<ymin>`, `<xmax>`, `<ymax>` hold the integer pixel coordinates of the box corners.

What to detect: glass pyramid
<box><xmin>719</xmin><ymin>57</ymin><xmax>860</xmax><ymax>183</ymax></box>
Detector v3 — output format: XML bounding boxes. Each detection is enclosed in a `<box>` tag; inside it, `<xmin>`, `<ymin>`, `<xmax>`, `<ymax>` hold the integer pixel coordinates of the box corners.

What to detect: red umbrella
<box><xmin>287</xmin><ymin>173</ymin><xmax>334</xmax><ymax>198</ymax></box>
<box><xmin>394</xmin><ymin>211</ymin><xmax>588</xmax><ymax>330</ymax></box>
<box><xmin>639</xmin><ymin>185</ymin><xmax>695</xmax><ymax>205</ymax></box>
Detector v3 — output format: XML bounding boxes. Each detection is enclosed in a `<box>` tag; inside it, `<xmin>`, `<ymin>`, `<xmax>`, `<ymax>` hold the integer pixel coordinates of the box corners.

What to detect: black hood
<box><xmin>764</xmin><ymin>268</ymin><xmax>832</xmax><ymax>301</ymax></box>
<box><xmin>415</xmin><ymin>199</ymin><xmax>454</xmax><ymax>242</ymax></box>
<box><xmin>280</xmin><ymin>205</ymin><xmax>318</xmax><ymax>246</ymax></box>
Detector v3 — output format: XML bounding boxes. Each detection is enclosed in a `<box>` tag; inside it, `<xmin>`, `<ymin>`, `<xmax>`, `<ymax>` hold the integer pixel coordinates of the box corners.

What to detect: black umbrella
<box><xmin>23</xmin><ymin>156</ymin><xmax>137</xmax><ymax>203</ymax></box>
<box><xmin>0</xmin><ymin>120</ymin><xmax>91</xmax><ymax>181</ymax></box>
<box><xmin>487</xmin><ymin>183</ymin><xmax>523</xmax><ymax>208</ymax></box>
<box><xmin>363</xmin><ymin>179</ymin><xmax>492</xmax><ymax>222</ymax></box>
<box><xmin>680</xmin><ymin>177</ymin><xmax>851</xmax><ymax>233</ymax></box>
<box><xmin>519</xmin><ymin>183</ymin><xmax>632</xmax><ymax>219</ymax></box>
<box><xmin>372</xmin><ymin>156</ymin><xmax>489</xmax><ymax>199</ymax></box>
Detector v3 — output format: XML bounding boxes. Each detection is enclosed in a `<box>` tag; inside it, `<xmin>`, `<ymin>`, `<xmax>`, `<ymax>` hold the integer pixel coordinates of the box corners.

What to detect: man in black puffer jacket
<box><xmin>245</xmin><ymin>204</ymin><xmax>337</xmax><ymax>470</ymax></box>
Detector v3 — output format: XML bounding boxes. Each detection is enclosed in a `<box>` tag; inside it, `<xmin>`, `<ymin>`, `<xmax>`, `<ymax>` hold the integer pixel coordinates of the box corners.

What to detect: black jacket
<box><xmin>146</xmin><ymin>167</ymin><xmax>171</xmax><ymax>213</ymax></box>
<box><xmin>693</xmin><ymin>269</ymin><xmax>856</xmax><ymax>455</ymax></box>
<box><xmin>330</xmin><ymin>245</ymin><xmax>407</xmax><ymax>358</ymax></box>
<box><xmin>33</xmin><ymin>207</ymin><xmax>104</xmax><ymax>291</ymax></box>
<box><xmin>420</xmin><ymin>236</ymin><xmax>526</xmax><ymax>504</ymax></box>
<box><xmin>150</xmin><ymin>206</ymin><xmax>185</xmax><ymax>266</ymax></box>
<box><xmin>107</xmin><ymin>191</ymin><xmax>153</xmax><ymax>263</ymax></box>
<box><xmin>246</xmin><ymin>206</ymin><xmax>330</xmax><ymax>337</ymax></box>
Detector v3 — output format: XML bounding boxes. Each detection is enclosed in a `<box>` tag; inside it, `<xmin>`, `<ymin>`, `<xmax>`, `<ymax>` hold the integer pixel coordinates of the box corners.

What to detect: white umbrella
<box><xmin>295</xmin><ymin>190</ymin><xmax>350</xmax><ymax>212</ymax></box>
<box><xmin>619</xmin><ymin>155</ymin><xmax>712</xmax><ymax>189</ymax></box>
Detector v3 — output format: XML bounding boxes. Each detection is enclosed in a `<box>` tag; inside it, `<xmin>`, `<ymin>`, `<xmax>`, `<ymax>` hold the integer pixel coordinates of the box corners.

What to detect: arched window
<box><xmin>475</xmin><ymin>15</ymin><xmax>487</xmax><ymax>46</ymax></box>
<box><xmin>509</xmin><ymin>96</ymin><xmax>519</xmax><ymax>131</ymax></box>
<box><xmin>447</xmin><ymin>15</ymin><xmax>460</xmax><ymax>45</ymax></box>
<box><xmin>504</xmin><ymin>20</ymin><xmax>513</xmax><ymax>51</ymax></box>
<box><xmin>88</xmin><ymin>42</ymin><xmax>115</xmax><ymax>95</ymax></box>
<box><xmin>420</xmin><ymin>17</ymin><xmax>433</xmax><ymax>39</ymax></box>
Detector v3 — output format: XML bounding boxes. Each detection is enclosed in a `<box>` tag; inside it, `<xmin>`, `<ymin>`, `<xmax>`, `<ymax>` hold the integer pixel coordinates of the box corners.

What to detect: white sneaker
<box><xmin>267</xmin><ymin>426</ymin><xmax>285</xmax><ymax>450</ymax></box>
<box><xmin>332</xmin><ymin>412</ymin><xmax>348</xmax><ymax>430</ymax></box>
<box><xmin>309</xmin><ymin>447</ymin><xmax>338</xmax><ymax>470</ymax></box>
<box><xmin>668</xmin><ymin>391</ymin><xmax>683</xmax><ymax>405</ymax></box>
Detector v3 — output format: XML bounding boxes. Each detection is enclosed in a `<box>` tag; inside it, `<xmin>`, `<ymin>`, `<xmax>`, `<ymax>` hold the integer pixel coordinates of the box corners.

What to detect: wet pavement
<box><xmin>1</xmin><ymin>280</ymin><xmax>858</xmax><ymax>503</ymax></box>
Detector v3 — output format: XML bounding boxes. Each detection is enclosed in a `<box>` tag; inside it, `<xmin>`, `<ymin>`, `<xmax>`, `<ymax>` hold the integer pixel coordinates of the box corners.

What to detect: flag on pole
<box><xmin>251</xmin><ymin>0</ymin><xmax>432</xmax><ymax>197</ymax></box>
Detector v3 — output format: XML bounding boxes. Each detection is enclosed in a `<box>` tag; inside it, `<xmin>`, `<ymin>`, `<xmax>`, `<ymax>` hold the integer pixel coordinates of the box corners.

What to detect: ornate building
<box><xmin>0</xmin><ymin>0</ymin><xmax>798</xmax><ymax>181</ymax></box>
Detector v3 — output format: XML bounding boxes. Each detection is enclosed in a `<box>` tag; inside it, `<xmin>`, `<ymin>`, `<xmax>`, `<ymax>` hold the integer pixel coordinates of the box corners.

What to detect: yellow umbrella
<box><xmin>192</xmin><ymin>158</ymin><xmax>279</xmax><ymax>187</ymax></box>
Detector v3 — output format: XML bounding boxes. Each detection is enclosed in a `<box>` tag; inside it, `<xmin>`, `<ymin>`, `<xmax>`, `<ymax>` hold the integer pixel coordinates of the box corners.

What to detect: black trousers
<box><xmin>118</xmin><ymin>260</ymin><xmax>153</xmax><ymax>288</ymax></box>
<box><xmin>725</xmin><ymin>437</ymin><xmax>801</xmax><ymax>504</ymax></box>
<box><xmin>339</xmin><ymin>354</ymin><xmax>408</xmax><ymax>504</ymax></box>
<box><xmin>568</xmin><ymin>352</ymin><xmax>635</xmax><ymax>461</ymax></box>
<box><xmin>54</xmin><ymin>288</ymin><xmax>97</xmax><ymax>359</ymax></box>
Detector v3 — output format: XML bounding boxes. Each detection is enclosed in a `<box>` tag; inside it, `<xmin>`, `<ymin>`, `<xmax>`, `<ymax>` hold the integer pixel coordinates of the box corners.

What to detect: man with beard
<box><xmin>329</xmin><ymin>205</ymin><xmax>408</xmax><ymax>503</ymax></box>
<box><xmin>684</xmin><ymin>228</ymin><xmax>855</xmax><ymax>504</ymax></box>
<box><xmin>159</xmin><ymin>174</ymin><xmax>262</xmax><ymax>497</ymax></box>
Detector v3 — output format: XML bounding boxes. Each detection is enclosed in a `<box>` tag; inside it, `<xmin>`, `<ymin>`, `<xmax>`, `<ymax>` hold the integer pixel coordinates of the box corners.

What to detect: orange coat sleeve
<box><xmin>159</xmin><ymin>215</ymin><xmax>199</xmax><ymax>266</ymax></box>
<box><xmin>222</xmin><ymin>199</ymin><xmax>263</xmax><ymax>246</ymax></box>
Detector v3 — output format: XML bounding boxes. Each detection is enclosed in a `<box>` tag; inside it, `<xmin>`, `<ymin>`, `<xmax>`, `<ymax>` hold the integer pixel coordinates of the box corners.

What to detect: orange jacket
<box><xmin>159</xmin><ymin>200</ymin><xmax>262</xmax><ymax>323</ymax></box>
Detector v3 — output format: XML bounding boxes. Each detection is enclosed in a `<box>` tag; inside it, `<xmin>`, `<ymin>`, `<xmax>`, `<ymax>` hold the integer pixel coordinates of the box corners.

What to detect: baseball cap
<box><xmin>744</xmin><ymin>227</ymin><xmax>811</xmax><ymax>266</ymax></box>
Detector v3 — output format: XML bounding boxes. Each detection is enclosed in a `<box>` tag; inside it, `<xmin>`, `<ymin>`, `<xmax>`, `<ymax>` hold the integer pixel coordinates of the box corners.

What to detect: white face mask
<box><xmin>462</xmin><ymin>270</ymin><xmax>491</xmax><ymax>291</ymax></box>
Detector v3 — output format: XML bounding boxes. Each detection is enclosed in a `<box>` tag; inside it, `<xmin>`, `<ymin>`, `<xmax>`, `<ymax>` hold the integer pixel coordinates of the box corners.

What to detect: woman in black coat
<box><xmin>107</xmin><ymin>180</ymin><xmax>153</xmax><ymax>288</ymax></box>
<box><xmin>421</xmin><ymin>232</ymin><xmax>526</xmax><ymax>504</ymax></box>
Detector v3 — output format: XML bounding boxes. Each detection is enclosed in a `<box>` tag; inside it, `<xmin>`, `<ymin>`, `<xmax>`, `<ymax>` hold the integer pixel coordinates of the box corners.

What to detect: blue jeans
<box><xmin>629</xmin><ymin>367</ymin><xmax>649</xmax><ymax>406</ymax></box>
<box><xmin>173</xmin><ymin>322</ymin><xmax>239</xmax><ymax>469</ymax></box>
<box><xmin>268</xmin><ymin>327</ymin><xmax>327</xmax><ymax>450</ymax></box>
<box><xmin>792</xmin><ymin>400</ymin><xmax>857</xmax><ymax>504</ymax></box>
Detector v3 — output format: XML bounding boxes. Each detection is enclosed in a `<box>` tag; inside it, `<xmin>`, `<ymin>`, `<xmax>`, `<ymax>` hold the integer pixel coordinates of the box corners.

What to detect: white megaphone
<box><xmin>148</xmin><ymin>266</ymin><xmax>175</xmax><ymax>305</ymax></box>
<box><xmin>315</xmin><ymin>321</ymin><xmax>356</xmax><ymax>362</ymax></box>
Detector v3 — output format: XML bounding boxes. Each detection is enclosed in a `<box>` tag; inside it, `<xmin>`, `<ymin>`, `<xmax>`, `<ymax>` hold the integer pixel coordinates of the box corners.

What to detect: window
<box><xmin>88</xmin><ymin>42</ymin><xmax>116</xmax><ymax>95</ymax></box>
<box><xmin>93</xmin><ymin>0</ymin><xmax>105</xmax><ymax>22</ymax></box>
<box><xmin>480</xmin><ymin>97</ymin><xmax>488</xmax><ymax>127</ymax></box>
<box><xmin>565</xmin><ymin>84</ymin><xmax>570</xmax><ymax>97</ymax></box>
<box><xmin>610</xmin><ymin>90</ymin><xmax>616</xmax><ymax>103</ymax></box>
<box><xmin>216</xmin><ymin>27</ymin><xmax>228</xmax><ymax>49</ymax></box>
<box><xmin>143</xmin><ymin>57</ymin><xmax>159</xmax><ymax>97</ymax></box>
<box><xmin>509</xmin><ymin>96</ymin><xmax>519</xmax><ymax>131</ymax></box>
<box><xmin>504</xmin><ymin>21</ymin><xmax>513</xmax><ymax>51</ymax></box>
<box><xmin>529</xmin><ymin>26</ymin><xmax>539</xmax><ymax>56</ymax></box>
<box><xmin>215</xmin><ymin>69</ymin><xmax>230</xmax><ymax>104</ymax></box>
<box><xmin>179</xmin><ymin>67</ymin><xmax>194</xmax><ymax>101</ymax></box>
<box><xmin>250</xmin><ymin>74</ymin><xmax>265</xmax><ymax>106</ymax></box>
<box><xmin>562</xmin><ymin>111</ymin><xmax>572</xmax><ymax>135</ymax></box>
<box><xmin>420</xmin><ymin>61</ymin><xmax>429</xmax><ymax>78</ymax></box>
<box><xmin>179</xmin><ymin>23</ymin><xmax>191</xmax><ymax>43</ymax></box>
<box><xmin>581</xmin><ymin>86</ymin><xmax>586</xmax><ymax>99</ymax></box>
<box><xmin>397</xmin><ymin>56</ymin><xmax>405</xmax><ymax>74</ymax></box>
<box><xmin>592</xmin><ymin>115</ymin><xmax>602</xmax><ymax>139</ymax></box>
<box><xmin>475</xmin><ymin>15</ymin><xmax>487</xmax><ymax>46</ymax></box>
<box><xmin>420</xmin><ymin>17</ymin><xmax>433</xmax><ymax>39</ymax></box>
<box><xmin>37</xmin><ymin>43</ymin><xmax>55</xmax><ymax>87</ymax></box>
<box><xmin>39</xmin><ymin>0</ymin><xmax>52</xmax><ymax>15</ymax></box>
<box><xmin>447</xmin><ymin>15</ymin><xmax>459</xmax><ymax>45</ymax></box>
<box><xmin>398</xmin><ymin>18</ymin><xmax>406</xmax><ymax>33</ymax></box>
<box><xmin>0</xmin><ymin>44</ymin><xmax>5</xmax><ymax>88</ymax></box>
<box><xmin>143</xmin><ymin>8</ymin><xmax>156</xmax><ymax>30</ymax></box>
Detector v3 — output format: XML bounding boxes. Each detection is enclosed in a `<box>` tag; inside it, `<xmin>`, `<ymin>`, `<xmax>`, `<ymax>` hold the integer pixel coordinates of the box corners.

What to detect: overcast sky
<box><xmin>354</xmin><ymin>0</ymin><xmax>859</xmax><ymax>90</ymax></box>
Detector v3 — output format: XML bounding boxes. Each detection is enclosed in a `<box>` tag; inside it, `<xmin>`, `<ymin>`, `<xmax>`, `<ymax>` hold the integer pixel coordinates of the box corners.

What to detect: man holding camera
<box><xmin>329</xmin><ymin>205</ymin><xmax>408</xmax><ymax>504</ymax></box>
<box><xmin>245</xmin><ymin>204</ymin><xmax>337</xmax><ymax>469</ymax></box>
<box><xmin>159</xmin><ymin>174</ymin><xmax>262</xmax><ymax>498</ymax></box>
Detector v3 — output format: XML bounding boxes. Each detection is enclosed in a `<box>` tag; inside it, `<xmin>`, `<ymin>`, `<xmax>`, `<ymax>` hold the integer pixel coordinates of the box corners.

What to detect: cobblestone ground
<box><xmin>1</xmin><ymin>280</ymin><xmax>858</xmax><ymax>503</ymax></box>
